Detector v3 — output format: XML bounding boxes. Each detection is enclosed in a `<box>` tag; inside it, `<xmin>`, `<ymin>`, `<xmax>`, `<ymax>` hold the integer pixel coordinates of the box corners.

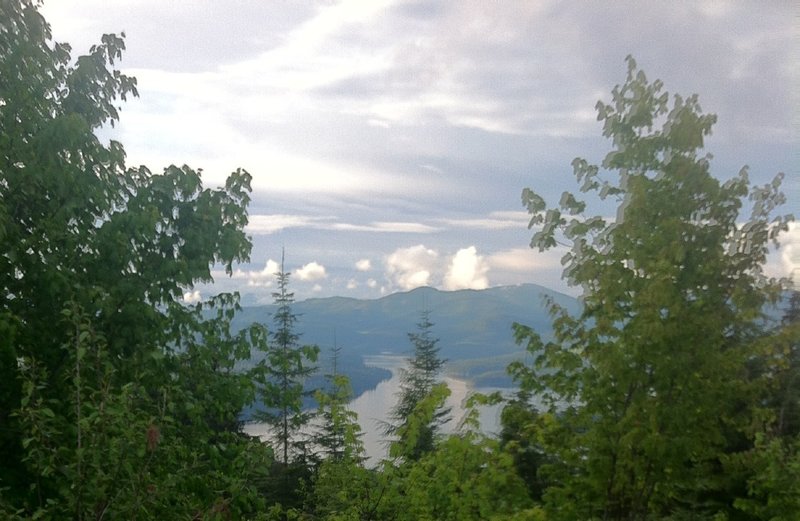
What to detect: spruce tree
<box><xmin>388</xmin><ymin>309</ymin><xmax>450</xmax><ymax>460</ymax></box>
<box><xmin>314</xmin><ymin>342</ymin><xmax>365</xmax><ymax>462</ymax></box>
<box><xmin>255</xmin><ymin>252</ymin><xmax>319</xmax><ymax>466</ymax></box>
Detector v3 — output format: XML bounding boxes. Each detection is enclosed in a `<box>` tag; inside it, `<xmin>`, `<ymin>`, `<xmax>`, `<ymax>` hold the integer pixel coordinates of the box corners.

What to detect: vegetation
<box><xmin>0</xmin><ymin>1</ymin><xmax>272</xmax><ymax>517</ymax></box>
<box><xmin>261</xmin><ymin>253</ymin><xmax>318</xmax><ymax>466</ymax></box>
<box><xmin>1</xmin><ymin>2</ymin><xmax>796</xmax><ymax>519</ymax></box>
<box><xmin>386</xmin><ymin>310</ymin><xmax>451</xmax><ymax>461</ymax></box>
<box><xmin>508</xmin><ymin>56</ymin><xmax>797</xmax><ymax>519</ymax></box>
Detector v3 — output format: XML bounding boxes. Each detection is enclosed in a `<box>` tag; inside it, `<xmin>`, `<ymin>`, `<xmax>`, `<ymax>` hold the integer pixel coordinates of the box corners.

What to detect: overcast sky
<box><xmin>42</xmin><ymin>1</ymin><xmax>798</xmax><ymax>304</ymax></box>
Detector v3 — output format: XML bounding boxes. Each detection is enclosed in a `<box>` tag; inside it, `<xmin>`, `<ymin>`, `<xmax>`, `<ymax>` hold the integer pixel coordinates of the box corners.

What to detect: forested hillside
<box><xmin>238</xmin><ymin>283</ymin><xmax>580</xmax><ymax>389</ymax></box>
<box><xmin>1</xmin><ymin>2</ymin><xmax>797</xmax><ymax>520</ymax></box>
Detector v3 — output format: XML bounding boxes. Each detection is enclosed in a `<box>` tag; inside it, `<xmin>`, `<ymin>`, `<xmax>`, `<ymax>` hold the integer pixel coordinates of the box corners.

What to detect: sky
<box><xmin>41</xmin><ymin>1</ymin><xmax>798</xmax><ymax>304</ymax></box>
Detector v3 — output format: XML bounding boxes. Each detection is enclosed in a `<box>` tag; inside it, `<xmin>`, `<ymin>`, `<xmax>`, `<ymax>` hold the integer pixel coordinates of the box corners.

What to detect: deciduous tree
<box><xmin>510</xmin><ymin>56</ymin><xmax>793</xmax><ymax>519</ymax></box>
<box><xmin>0</xmin><ymin>1</ymin><xmax>272</xmax><ymax>517</ymax></box>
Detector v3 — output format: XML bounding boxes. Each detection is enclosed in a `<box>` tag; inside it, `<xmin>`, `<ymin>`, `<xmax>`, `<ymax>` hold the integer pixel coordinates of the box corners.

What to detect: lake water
<box><xmin>244</xmin><ymin>354</ymin><xmax>508</xmax><ymax>466</ymax></box>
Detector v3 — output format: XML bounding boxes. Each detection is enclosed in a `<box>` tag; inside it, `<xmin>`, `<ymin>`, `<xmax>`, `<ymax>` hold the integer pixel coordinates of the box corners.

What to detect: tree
<box><xmin>252</xmin><ymin>252</ymin><xmax>318</xmax><ymax>513</ymax></box>
<box><xmin>255</xmin><ymin>252</ymin><xmax>319</xmax><ymax>466</ymax></box>
<box><xmin>314</xmin><ymin>343</ymin><xmax>365</xmax><ymax>463</ymax></box>
<box><xmin>387</xmin><ymin>310</ymin><xmax>450</xmax><ymax>461</ymax></box>
<box><xmin>0</xmin><ymin>1</ymin><xmax>273</xmax><ymax>517</ymax></box>
<box><xmin>509</xmin><ymin>56</ymin><xmax>793</xmax><ymax>519</ymax></box>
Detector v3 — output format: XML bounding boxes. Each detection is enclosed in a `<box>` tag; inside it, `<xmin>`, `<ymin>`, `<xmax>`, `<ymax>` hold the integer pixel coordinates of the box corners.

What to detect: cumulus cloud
<box><xmin>212</xmin><ymin>259</ymin><xmax>280</xmax><ymax>288</ymax></box>
<box><xmin>367</xmin><ymin>278</ymin><xmax>378</xmax><ymax>288</ymax></box>
<box><xmin>183</xmin><ymin>290</ymin><xmax>202</xmax><ymax>304</ymax></box>
<box><xmin>347</xmin><ymin>278</ymin><xmax>358</xmax><ymax>290</ymax></box>
<box><xmin>356</xmin><ymin>258</ymin><xmax>372</xmax><ymax>271</ymax></box>
<box><xmin>783</xmin><ymin>222</ymin><xmax>800</xmax><ymax>283</ymax></box>
<box><xmin>385</xmin><ymin>244</ymin><xmax>438</xmax><ymax>290</ymax></box>
<box><xmin>244</xmin><ymin>259</ymin><xmax>281</xmax><ymax>287</ymax></box>
<box><xmin>443</xmin><ymin>246</ymin><xmax>490</xmax><ymax>290</ymax></box>
<box><xmin>768</xmin><ymin>221</ymin><xmax>800</xmax><ymax>285</ymax></box>
<box><xmin>296</xmin><ymin>261</ymin><xmax>327</xmax><ymax>281</ymax></box>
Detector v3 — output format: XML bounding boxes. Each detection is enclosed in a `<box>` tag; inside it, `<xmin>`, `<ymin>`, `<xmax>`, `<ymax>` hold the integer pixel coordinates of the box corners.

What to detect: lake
<box><xmin>243</xmin><ymin>354</ymin><xmax>508</xmax><ymax>466</ymax></box>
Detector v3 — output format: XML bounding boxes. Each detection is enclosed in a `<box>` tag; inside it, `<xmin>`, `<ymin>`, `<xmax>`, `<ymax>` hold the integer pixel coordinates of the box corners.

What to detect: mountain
<box><xmin>235</xmin><ymin>283</ymin><xmax>580</xmax><ymax>388</ymax></box>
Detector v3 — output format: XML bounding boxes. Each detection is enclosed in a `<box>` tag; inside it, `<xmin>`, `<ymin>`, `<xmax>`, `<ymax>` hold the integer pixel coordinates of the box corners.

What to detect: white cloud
<box><xmin>182</xmin><ymin>290</ymin><xmax>202</xmax><ymax>304</ymax></box>
<box><xmin>444</xmin><ymin>246</ymin><xmax>490</xmax><ymax>290</ymax></box>
<box><xmin>296</xmin><ymin>261</ymin><xmax>327</xmax><ymax>281</ymax></box>
<box><xmin>367</xmin><ymin>278</ymin><xmax>378</xmax><ymax>288</ymax></box>
<box><xmin>783</xmin><ymin>222</ymin><xmax>800</xmax><ymax>284</ymax></box>
<box><xmin>332</xmin><ymin>221</ymin><xmax>440</xmax><ymax>233</ymax></box>
<box><xmin>767</xmin><ymin>221</ymin><xmax>800</xmax><ymax>285</ymax></box>
<box><xmin>247</xmin><ymin>214</ymin><xmax>330</xmax><ymax>235</ymax></box>
<box><xmin>385</xmin><ymin>244</ymin><xmax>439</xmax><ymax>290</ymax></box>
<box><xmin>214</xmin><ymin>259</ymin><xmax>280</xmax><ymax>288</ymax></box>
<box><xmin>356</xmin><ymin>258</ymin><xmax>372</xmax><ymax>271</ymax></box>
<box><xmin>347</xmin><ymin>278</ymin><xmax>358</xmax><ymax>290</ymax></box>
<box><xmin>488</xmin><ymin>247</ymin><xmax>564</xmax><ymax>272</ymax></box>
<box><xmin>312</xmin><ymin>284</ymin><xmax>323</xmax><ymax>292</ymax></box>
<box><xmin>440</xmin><ymin>211</ymin><xmax>530</xmax><ymax>230</ymax></box>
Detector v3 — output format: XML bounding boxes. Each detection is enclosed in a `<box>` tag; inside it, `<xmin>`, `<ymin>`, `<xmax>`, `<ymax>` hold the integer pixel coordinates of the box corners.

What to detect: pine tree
<box><xmin>314</xmin><ymin>342</ymin><xmax>365</xmax><ymax>462</ymax></box>
<box><xmin>388</xmin><ymin>309</ymin><xmax>450</xmax><ymax>460</ymax></box>
<box><xmin>255</xmin><ymin>252</ymin><xmax>319</xmax><ymax>466</ymax></box>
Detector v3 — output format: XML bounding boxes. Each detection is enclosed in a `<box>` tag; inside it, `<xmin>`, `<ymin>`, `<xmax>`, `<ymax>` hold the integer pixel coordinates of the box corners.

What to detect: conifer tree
<box><xmin>314</xmin><ymin>342</ymin><xmax>364</xmax><ymax>462</ymax></box>
<box><xmin>387</xmin><ymin>310</ymin><xmax>450</xmax><ymax>460</ymax></box>
<box><xmin>255</xmin><ymin>252</ymin><xmax>319</xmax><ymax>466</ymax></box>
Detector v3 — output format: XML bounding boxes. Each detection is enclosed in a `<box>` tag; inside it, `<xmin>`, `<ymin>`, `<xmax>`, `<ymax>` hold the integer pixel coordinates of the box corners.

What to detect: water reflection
<box><xmin>244</xmin><ymin>354</ymin><xmax>507</xmax><ymax>466</ymax></box>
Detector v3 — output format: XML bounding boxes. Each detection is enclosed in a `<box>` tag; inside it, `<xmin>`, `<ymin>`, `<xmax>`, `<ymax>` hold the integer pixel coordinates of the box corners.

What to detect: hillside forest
<box><xmin>1</xmin><ymin>2</ymin><xmax>798</xmax><ymax>519</ymax></box>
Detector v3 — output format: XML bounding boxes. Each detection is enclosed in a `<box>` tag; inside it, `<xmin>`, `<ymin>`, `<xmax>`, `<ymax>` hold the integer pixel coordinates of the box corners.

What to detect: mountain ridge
<box><xmin>235</xmin><ymin>283</ymin><xmax>581</xmax><ymax>388</ymax></box>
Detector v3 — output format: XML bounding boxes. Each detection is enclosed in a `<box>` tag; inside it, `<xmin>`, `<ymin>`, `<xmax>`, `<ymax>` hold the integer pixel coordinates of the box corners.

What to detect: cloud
<box><xmin>487</xmin><ymin>248</ymin><xmax>563</xmax><ymax>272</ymax></box>
<box><xmin>296</xmin><ymin>261</ymin><xmax>327</xmax><ymax>281</ymax></box>
<box><xmin>182</xmin><ymin>289</ymin><xmax>202</xmax><ymax>304</ymax></box>
<box><xmin>385</xmin><ymin>244</ymin><xmax>438</xmax><ymax>290</ymax></box>
<box><xmin>331</xmin><ymin>221</ymin><xmax>440</xmax><ymax>233</ymax></box>
<box><xmin>367</xmin><ymin>278</ymin><xmax>378</xmax><ymax>288</ymax></box>
<box><xmin>768</xmin><ymin>221</ymin><xmax>800</xmax><ymax>285</ymax></box>
<box><xmin>783</xmin><ymin>222</ymin><xmax>800</xmax><ymax>284</ymax></box>
<box><xmin>246</xmin><ymin>215</ymin><xmax>439</xmax><ymax>235</ymax></box>
<box><xmin>247</xmin><ymin>214</ymin><xmax>330</xmax><ymax>235</ymax></box>
<box><xmin>347</xmin><ymin>278</ymin><xmax>358</xmax><ymax>289</ymax></box>
<box><xmin>356</xmin><ymin>258</ymin><xmax>372</xmax><ymax>271</ymax></box>
<box><xmin>443</xmin><ymin>246</ymin><xmax>489</xmax><ymax>290</ymax></box>
<box><xmin>213</xmin><ymin>259</ymin><xmax>279</xmax><ymax>288</ymax></box>
<box><xmin>438</xmin><ymin>211</ymin><xmax>529</xmax><ymax>230</ymax></box>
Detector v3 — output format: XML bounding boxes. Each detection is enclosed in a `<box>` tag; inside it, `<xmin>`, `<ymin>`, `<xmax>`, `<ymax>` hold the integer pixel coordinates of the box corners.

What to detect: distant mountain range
<box><xmin>235</xmin><ymin>283</ymin><xmax>580</xmax><ymax>389</ymax></box>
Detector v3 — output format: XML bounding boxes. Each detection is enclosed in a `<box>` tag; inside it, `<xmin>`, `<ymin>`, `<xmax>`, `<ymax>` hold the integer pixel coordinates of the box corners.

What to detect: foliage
<box><xmin>0</xmin><ymin>1</ymin><xmax>273</xmax><ymax>517</ymax></box>
<box><xmin>254</xmin><ymin>253</ymin><xmax>319</xmax><ymax>466</ymax></box>
<box><xmin>386</xmin><ymin>310</ymin><xmax>450</xmax><ymax>460</ymax></box>
<box><xmin>509</xmin><ymin>56</ymin><xmax>794</xmax><ymax>520</ymax></box>
<box><xmin>313</xmin><ymin>346</ymin><xmax>365</xmax><ymax>463</ymax></box>
<box><xmin>375</xmin><ymin>388</ymin><xmax>534</xmax><ymax>521</ymax></box>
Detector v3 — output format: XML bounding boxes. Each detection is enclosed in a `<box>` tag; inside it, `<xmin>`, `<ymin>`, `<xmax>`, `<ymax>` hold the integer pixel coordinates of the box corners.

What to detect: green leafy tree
<box><xmin>387</xmin><ymin>310</ymin><xmax>450</xmax><ymax>461</ymax></box>
<box><xmin>0</xmin><ymin>1</ymin><xmax>273</xmax><ymax>517</ymax></box>
<box><xmin>724</xmin><ymin>291</ymin><xmax>800</xmax><ymax>519</ymax></box>
<box><xmin>510</xmin><ymin>56</ymin><xmax>793</xmax><ymax>520</ymax></box>
<box><xmin>377</xmin><ymin>390</ymin><xmax>534</xmax><ymax>521</ymax></box>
